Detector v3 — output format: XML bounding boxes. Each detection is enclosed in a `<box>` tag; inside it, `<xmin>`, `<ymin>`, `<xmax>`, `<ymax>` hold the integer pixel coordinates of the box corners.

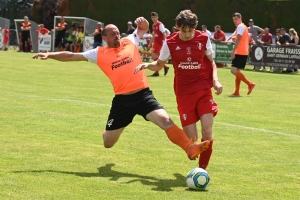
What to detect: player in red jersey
<box><xmin>135</xmin><ymin>10</ymin><xmax>223</xmax><ymax>170</ymax></box>
<box><xmin>3</xmin><ymin>25</ymin><xmax>9</xmax><ymax>51</ymax></box>
<box><xmin>148</xmin><ymin>12</ymin><xmax>169</xmax><ymax>76</ymax></box>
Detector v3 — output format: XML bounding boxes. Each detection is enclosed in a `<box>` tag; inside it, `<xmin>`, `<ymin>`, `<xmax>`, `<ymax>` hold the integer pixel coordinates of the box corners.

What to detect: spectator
<box><xmin>276</xmin><ymin>28</ymin><xmax>290</xmax><ymax>46</ymax></box>
<box><xmin>40</xmin><ymin>24</ymin><xmax>50</xmax><ymax>35</ymax></box>
<box><xmin>74</xmin><ymin>26</ymin><xmax>84</xmax><ymax>52</ymax></box>
<box><xmin>257</xmin><ymin>27</ymin><xmax>273</xmax><ymax>71</ymax></box>
<box><xmin>65</xmin><ymin>24</ymin><xmax>76</xmax><ymax>52</ymax></box>
<box><xmin>55</xmin><ymin>16</ymin><xmax>68</xmax><ymax>51</ymax></box>
<box><xmin>248</xmin><ymin>19</ymin><xmax>264</xmax><ymax>42</ymax></box>
<box><xmin>211</xmin><ymin>25</ymin><xmax>226</xmax><ymax>67</ymax></box>
<box><xmin>126</xmin><ymin>21</ymin><xmax>135</xmax><ymax>35</ymax></box>
<box><xmin>93</xmin><ymin>22</ymin><xmax>103</xmax><ymax>48</ymax></box>
<box><xmin>211</xmin><ymin>25</ymin><xmax>226</xmax><ymax>43</ymax></box>
<box><xmin>287</xmin><ymin>28</ymin><xmax>299</xmax><ymax>73</ymax></box>
<box><xmin>3</xmin><ymin>25</ymin><xmax>9</xmax><ymax>51</ymax></box>
<box><xmin>201</xmin><ymin>25</ymin><xmax>211</xmax><ymax>38</ymax></box>
<box><xmin>70</xmin><ymin>26</ymin><xmax>80</xmax><ymax>52</ymax></box>
<box><xmin>20</xmin><ymin>16</ymin><xmax>31</xmax><ymax>52</ymax></box>
<box><xmin>275</xmin><ymin>28</ymin><xmax>281</xmax><ymax>44</ymax></box>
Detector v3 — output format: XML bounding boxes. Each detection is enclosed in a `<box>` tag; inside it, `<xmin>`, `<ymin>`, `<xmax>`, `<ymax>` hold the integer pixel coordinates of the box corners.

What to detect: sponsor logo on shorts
<box><xmin>107</xmin><ymin>119</ymin><xmax>114</xmax><ymax>127</ymax></box>
<box><xmin>183</xmin><ymin>114</ymin><xmax>187</xmax><ymax>121</ymax></box>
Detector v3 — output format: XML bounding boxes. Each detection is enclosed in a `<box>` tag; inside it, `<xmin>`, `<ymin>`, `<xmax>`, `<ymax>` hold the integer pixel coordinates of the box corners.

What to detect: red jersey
<box><xmin>4</xmin><ymin>29</ymin><xmax>9</xmax><ymax>39</ymax></box>
<box><xmin>213</xmin><ymin>30</ymin><xmax>226</xmax><ymax>41</ymax></box>
<box><xmin>152</xmin><ymin>21</ymin><xmax>164</xmax><ymax>44</ymax></box>
<box><xmin>166</xmin><ymin>31</ymin><xmax>213</xmax><ymax>96</ymax></box>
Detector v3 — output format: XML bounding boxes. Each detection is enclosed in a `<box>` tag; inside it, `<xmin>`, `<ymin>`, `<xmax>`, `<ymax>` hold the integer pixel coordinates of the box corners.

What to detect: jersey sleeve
<box><xmin>82</xmin><ymin>48</ymin><xmax>98</xmax><ymax>63</ymax></box>
<box><xmin>126</xmin><ymin>31</ymin><xmax>140</xmax><ymax>47</ymax></box>
<box><xmin>158</xmin><ymin>41</ymin><xmax>170</xmax><ymax>61</ymax></box>
<box><xmin>159</xmin><ymin>24</ymin><xmax>165</xmax><ymax>34</ymax></box>
<box><xmin>237</xmin><ymin>24</ymin><xmax>245</xmax><ymax>35</ymax></box>
<box><xmin>205</xmin><ymin>37</ymin><xmax>213</xmax><ymax>56</ymax></box>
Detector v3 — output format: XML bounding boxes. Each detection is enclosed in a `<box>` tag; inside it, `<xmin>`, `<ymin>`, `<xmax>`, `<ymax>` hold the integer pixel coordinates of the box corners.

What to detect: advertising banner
<box><xmin>84</xmin><ymin>36</ymin><xmax>94</xmax><ymax>51</ymax></box>
<box><xmin>214</xmin><ymin>43</ymin><xmax>234</xmax><ymax>63</ymax></box>
<box><xmin>251</xmin><ymin>45</ymin><xmax>300</xmax><ymax>69</ymax></box>
<box><xmin>38</xmin><ymin>35</ymin><xmax>51</xmax><ymax>51</ymax></box>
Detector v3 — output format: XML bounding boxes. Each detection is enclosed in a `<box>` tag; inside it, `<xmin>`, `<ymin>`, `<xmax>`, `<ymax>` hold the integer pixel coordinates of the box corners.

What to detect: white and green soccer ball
<box><xmin>186</xmin><ymin>168</ymin><xmax>210</xmax><ymax>190</ymax></box>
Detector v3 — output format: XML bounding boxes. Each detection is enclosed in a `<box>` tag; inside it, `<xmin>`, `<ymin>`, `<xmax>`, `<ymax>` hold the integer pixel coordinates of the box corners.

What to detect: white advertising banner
<box><xmin>38</xmin><ymin>35</ymin><xmax>52</xmax><ymax>51</ymax></box>
<box><xmin>84</xmin><ymin>36</ymin><xmax>94</xmax><ymax>51</ymax></box>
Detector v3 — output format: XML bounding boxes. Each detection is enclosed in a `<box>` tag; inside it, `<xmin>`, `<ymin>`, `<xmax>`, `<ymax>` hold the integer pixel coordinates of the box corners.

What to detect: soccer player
<box><xmin>32</xmin><ymin>17</ymin><xmax>210</xmax><ymax>161</ymax></box>
<box><xmin>134</xmin><ymin>10</ymin><xmax>223</xmax><ymax>170</ymax></box>
<box><xmin>148</xmin><ymin>12</ymin><xmax>169</xmax><ymax>76</ymax></box>
<box><xmin>3</xmin><ymin>25</ymin><xmax>9</xmax><ymax>51</ymax></box>
<box><xmin>229</xmin><ymin>13</ymin><xmax>255</xmax><ymax>96</ymax></box>
<box><xmin>55</xmin><ymin>16</ymin><xmax>68</xmax><ymax>51</ymax></box>
<box><xmin>20</xmin><ymin>16</ymin><xmax>31</xmax><ymax>52</ymax></box>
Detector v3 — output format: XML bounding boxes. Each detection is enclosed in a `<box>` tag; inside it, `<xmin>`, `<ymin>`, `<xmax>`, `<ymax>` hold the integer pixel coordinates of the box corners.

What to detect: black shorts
<box><xmin>105</xmin><ymin>88</ymin><xmax>164</xmax><ymax>130</ymax></box>
<box><xmin>232</xmin><ymin>54</ymin><xmax>248</xmax><ymax>69</ymax></box>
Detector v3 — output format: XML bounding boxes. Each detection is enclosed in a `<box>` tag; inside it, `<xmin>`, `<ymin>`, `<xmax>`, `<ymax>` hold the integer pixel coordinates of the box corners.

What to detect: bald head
<box><xmin>102</xmin><ymin>24</ymin><xmax>118</xmax><ymax>36</ymax></box>
<box><xmin>102</xmin><ymin>24</ymin><xmax>121</xmax><ymax>48</ymax></box>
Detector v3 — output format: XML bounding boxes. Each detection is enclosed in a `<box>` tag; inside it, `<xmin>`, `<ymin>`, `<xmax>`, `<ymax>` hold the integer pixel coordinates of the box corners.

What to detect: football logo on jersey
<box><xmin>186</xmin><ymin>47</ymin><xmax>191</xmax><ymax>54</ymax></box>
<box><xmin>197</xmin><ymin>42</ymin><xmax>203</xmax><ymax>50</ymax></box>
<box><xmin>187</xmin><ymin>57</ymin><xmax>192</xmax><ymax>61</ymax></box>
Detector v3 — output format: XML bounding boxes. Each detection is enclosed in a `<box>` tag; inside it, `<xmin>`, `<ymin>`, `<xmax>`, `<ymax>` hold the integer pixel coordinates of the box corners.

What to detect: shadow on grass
<box><xmin>13</xmin><ymin>163</ymin><xmax>187</xmax><ymax>192</ymax></box>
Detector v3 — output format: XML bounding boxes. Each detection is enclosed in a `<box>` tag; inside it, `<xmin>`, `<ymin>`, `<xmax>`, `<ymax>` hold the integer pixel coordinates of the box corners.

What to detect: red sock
<box><xmin>236</xmin><ymin>71</ymin><xmax>251</xmax><ymax>86</ymax></box>
<box><xmin>164</xmin><ymin>65</ymin><xmax>168</xmax><ymax>69</ymax></box>
<box><xmin>199</xmin><ymin>139</ymin><xmax>214</xmax><ymax>170</ymax></box>
<box><xmin>234</xmin><ymin>77</ymin><xmax>241</xmax><ymax>94</ymax></box>
<box><xmin>165</xmin><ymin>125</ymin><xmax>192</xmax><ymax>153</ymax></box>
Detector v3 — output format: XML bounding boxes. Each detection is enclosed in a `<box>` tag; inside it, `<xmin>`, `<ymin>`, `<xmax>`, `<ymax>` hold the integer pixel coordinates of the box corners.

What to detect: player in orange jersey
<box><xmin>228</xmin><ymin>13</ymin><xmax>255</xmax><ymax>96</ymax></box>
<box><xmin>32</xmin><ymin>16</ymin><xmax>210</xmax><ymax>161</ymax></box>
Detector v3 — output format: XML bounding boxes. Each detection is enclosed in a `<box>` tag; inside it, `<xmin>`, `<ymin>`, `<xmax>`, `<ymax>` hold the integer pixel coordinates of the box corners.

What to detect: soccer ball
<box><xmin>186</xmin><ymin>168</ymin><xmax>210</xmax><ymax>190</ymax></box>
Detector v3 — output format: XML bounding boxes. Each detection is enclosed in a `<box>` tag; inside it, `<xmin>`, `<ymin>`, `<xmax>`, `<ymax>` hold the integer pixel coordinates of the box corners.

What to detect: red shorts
<box><xmin>176</xmin><ymin>89</ymin><xmax>218</xmax><ymax>127</ymax></box>
<box><xmin>152</xmin><ymin>42</ymin><xmax>162</xmax><ymax>55</ymax></box>
<box><xmin>4</xmin><ymin>37</ymin><xmax>9</xmax><ymax>44</ymax></box>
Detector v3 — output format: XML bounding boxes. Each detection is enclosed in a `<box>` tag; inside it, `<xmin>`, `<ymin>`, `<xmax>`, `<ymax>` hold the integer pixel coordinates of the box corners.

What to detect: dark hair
<box><xmin>280</xmin><ymin>28</ymin><xmax>286</xmax><ymax>31</ymax></box>
<box><xmin>202</xmin><ymin>25</ymin><xmax>207</xmax><ymax>28</ymax></box>
<box><xmin>175</xmin><ymin>10</ymin><xmax>198</xmax><ymax>29</ymax></box>
<box><xmin>151</xmin><ymin>12</ymin><xmax>158</xmax><ymax>16</ymax></box>
<box><xmin>71</xmin><ymin>24</ymin><xmax>75</xmax><ymax>28</ymax></box>
<box><xmin>232</xmin><ymin>12</ymin><xmax>242</xmax><ymax>18</ymax></box>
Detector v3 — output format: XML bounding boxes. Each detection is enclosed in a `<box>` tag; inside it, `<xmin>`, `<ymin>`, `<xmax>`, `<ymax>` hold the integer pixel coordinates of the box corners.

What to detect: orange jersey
<box><xmin>96</xmin><ymin>38</ymin><xmax>149</xmax><ymax>94</ymax></box>
<box><xmin>234</xmin><ymin>23</ymin><xmax>249</xmax><ymax>55</ymax></box>
<box><xmin>22</xmin><ymin>22</ymin><xmax>31</xmax><ymax>28</ymax></box>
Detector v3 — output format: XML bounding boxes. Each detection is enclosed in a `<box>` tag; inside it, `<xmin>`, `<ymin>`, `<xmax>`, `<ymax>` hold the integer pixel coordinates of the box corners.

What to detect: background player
<box><xmin>148</xmin><ymin>12</ymin><xmax>169</xmax><ymax>76</ymax></box>
<box><xmin>3</xmin><ymin>25</ymin><xmax>9</xmax><ymax>51</ymax></box>
<box><xmin>32</xmin><ymin>16</ymin><xmax>210</xmax><ymax>161</ymax></box>
<box><xmin>135</xmin><ymin>10</ymin><xmax>223</xmax><ymax>170</ymax></box>
<box><xmin>20</xmin><ymin>16</ymin><xmax>31</xmax><ymax>52</ymax></box>
<box><xmin>229</xmin><ymin>13</ymin><xmax>255</xmax><ymax>96</ymax></box>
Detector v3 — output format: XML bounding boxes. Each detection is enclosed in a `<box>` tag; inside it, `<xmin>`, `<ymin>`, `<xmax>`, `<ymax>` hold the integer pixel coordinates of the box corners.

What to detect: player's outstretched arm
<box><xmin>134</xmin><ymin>59</ymin><xmax>166</xmax><ymax>74</ymax></box>
<box><xmin>32</xmin><ymin>52</ymin><xmax>88</xmax><ymax>62</ymax></box>
<box><xmin>206</xmin><ymin>54</ymin><xmax>223</xmax><ymax>95</ymax></box>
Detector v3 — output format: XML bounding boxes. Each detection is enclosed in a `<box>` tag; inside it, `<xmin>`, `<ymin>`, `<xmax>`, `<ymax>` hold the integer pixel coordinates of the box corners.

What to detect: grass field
<box><xmin>0</xmin><ymin>51</ymin><xmax>299</xmax><ymax>200</ymax></box>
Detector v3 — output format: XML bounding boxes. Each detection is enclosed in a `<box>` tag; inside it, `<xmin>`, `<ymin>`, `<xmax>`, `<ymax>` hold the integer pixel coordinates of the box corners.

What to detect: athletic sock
<box><xmin>164</xmin><ymin>65</ymin><xmax>168</xmax><ymax>69</ymax></box>
<box><xmin>154</xmin><ymin>58</ymin><xmax>159</xmax><ymax>74</ymax></box>
<box><xmin>165</xmin><ymin>125</ymin><xmax>192</xmax><ymax>153</ymax></box>
<box><xmin>77</xmin><ymin>46</ymin><xmax>81</xmax><ymax>52</ymax></box>
<box><xmin>236</xmin><ymin>71</ymin><xmax>251</xmax><ymax>86</ymax></box>
<box><xmin>199</xmin><ymin>139</ymin><xmax>214</xmax><ymax>170</ymax></box>
<box><xmin>234</xmin><ymin>77</ymin><xmax>241</xmax><ymax>94</ymax></box>
<box><xmin>74</xmin><ymin>46</ymin><xmax>78</xmax><ymax>52</ymax></box>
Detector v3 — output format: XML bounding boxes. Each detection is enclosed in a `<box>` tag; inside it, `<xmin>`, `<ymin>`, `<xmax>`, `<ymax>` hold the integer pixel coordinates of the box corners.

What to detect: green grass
<box><xmin>0</xmin><ymin>51</ymin><xmax>299</xmax><ymax>200</ymax></box>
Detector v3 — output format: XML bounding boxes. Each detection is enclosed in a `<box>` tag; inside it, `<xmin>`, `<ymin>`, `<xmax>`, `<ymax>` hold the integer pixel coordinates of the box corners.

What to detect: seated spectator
<box><xmin>287</xmin><ymin>28</ymin><xmax>299</xmax><ymax>73</ymax></box>
<box><xmin>74</xmin><ymin>26</ymin><xmax>84</xmax><ymax>52</ymax></box>
<box><xmin>65</xmin><ymin>25</ymin><xmax>76</xmax><ymax>52</ymax></box>
<box><xmin>257</xmin><ymin>27</ymin><xmax>273</xmax><ymax>71</ymax></box>
<box><xmin>275</xmin><ymin>28</ymin><xmax>281</xmax><ymax>44</ymax></box>
<box><xmin>276</xmin><ymin>28</ymin><xmax>290</xmax><ymax>46</ymax></box>
<box><xmin>126</xmin><ymin>21</ymin><xmax>135</xmax><ymax>35</ymax></box>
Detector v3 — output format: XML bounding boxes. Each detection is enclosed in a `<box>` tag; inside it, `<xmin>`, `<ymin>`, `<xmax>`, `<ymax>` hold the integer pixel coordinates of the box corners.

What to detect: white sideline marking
<box><xmin>30</xmin><ymin>98</ymin><xmax>300</xmax><ymax>139</ymax></box>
